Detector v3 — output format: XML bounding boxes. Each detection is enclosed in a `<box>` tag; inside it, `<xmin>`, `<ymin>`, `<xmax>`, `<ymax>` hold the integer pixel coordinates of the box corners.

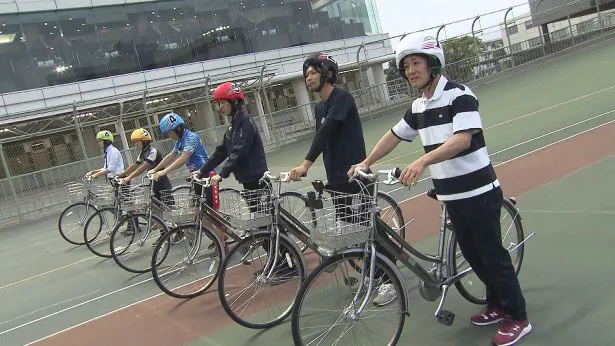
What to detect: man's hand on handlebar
<box><xmin>347</xmin><ymin>161</ymin><xmax>370</xmax><ymax>178</ymax></box>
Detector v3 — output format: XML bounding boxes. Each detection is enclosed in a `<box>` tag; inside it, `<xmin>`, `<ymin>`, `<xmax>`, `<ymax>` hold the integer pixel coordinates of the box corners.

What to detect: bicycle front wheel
<box><xmin>151</xmin><ymin>224</ymin><xmax>223</xmax><ymax>299</ymax></box>
<box><xmin>448</xmin><ymin>197</ymin><xmax>525</xmax><ymax>305</ymax></box>
<box><xmin>218</xmin><ymin>231</ymin><xmax>306</xmax><ymax>329</ymax></box>
<box><xmin>58</xmin><ymin>202</ymin><xmax>98</xmax><ymax>245</ymax></box>
<box><xmin>109</xmin><ymin>212</ymin><xmax>168</xmax><ymax>273</ymax></box>
<box><xmin>291</xmin><ymin>251</ymin><xmax>406</xmax><ymax>346</ymax></box>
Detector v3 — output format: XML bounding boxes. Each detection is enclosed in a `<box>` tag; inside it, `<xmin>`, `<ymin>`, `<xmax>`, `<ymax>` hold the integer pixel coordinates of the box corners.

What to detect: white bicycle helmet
<box><xmin>396</xmin><ymin>33</ymin><xmax>445</xmax><ymax>81</ymax></box>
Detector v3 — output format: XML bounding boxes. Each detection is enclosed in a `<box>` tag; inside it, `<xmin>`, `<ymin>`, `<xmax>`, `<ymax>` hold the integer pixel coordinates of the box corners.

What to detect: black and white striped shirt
<box><xmin>391</xmin><ymin>76</ymin><xmax>499</xmax><ymax>201</ymax></box>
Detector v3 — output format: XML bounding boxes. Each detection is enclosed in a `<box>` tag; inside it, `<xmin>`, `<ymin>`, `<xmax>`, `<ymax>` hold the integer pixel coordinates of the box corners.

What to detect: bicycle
<box><xmin>83</xmin><ymin>177</ymin><xmax>125</xmax><ymax>257</ymax></box>
<box><xmin>150</xmin><ymin>174</ymin><xmax>311</xmax><ymax>299</ymax></box>
<box><xmin>108</xmin><ymin>174</ymin><xmax>171</xmax><ymax>273</ymax></box>
<box><xmin>291</xmin><ymin>168</ymin><xmax>535</xmax><ymax>345</ymax></box>
<box><xmin>58</xmin><ymin>174</ymin><xmax>114</xmax><ymax>245</ymax></box>
<box><xmin>216</xmin><ymin>171</ymin><xmax>408</xmax><ymax>329</ymax></box>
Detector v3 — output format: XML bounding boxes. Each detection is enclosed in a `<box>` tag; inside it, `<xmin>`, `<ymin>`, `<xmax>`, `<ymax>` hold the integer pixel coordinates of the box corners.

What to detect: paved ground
<box><xmin>1</xmin><ymin>36</ymin><xmax>615</xmax><ymax>346</ymax></box>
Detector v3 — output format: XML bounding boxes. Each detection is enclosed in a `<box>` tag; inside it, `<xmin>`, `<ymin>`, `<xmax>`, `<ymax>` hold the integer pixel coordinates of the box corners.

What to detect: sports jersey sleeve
<box><xmin>391</xmin><ymin>108</ymin><xmax>418</xmax><ymax>142</ymax></box>
<box><xmin>326</xmin><ymin>91</ymin><xmax>354</xmax><ymax>122</ymax></box>
<box><xmin>199</xmin><ymin>142</ymin><xmax>227</xmax><ymax>176</ymax></box>
<box><xmin>181</xmin><ymin>134</ymin><xmax>199</xmax><ymax>153</ymax></box>
<box><xmin>171</xmin><ymin>142</ymin><xmax>180</xmax><ymax>155</ymax></box>
<box><xmin>451</xmin><ymin>88</ymin><xmax>482</xmax><ymax>134</ymax></box>
<box><xmin>143</xmin><ymin>148</ymin><xmax>158</xmax><ymax>165</ymax></box>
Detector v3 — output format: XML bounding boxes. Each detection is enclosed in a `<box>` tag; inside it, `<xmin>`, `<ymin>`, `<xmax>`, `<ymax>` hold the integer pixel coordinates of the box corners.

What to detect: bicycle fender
<box><xmin>245</xmin><ymin>229</ymin><xmax>309</xmax><ymax>276</ymax></box>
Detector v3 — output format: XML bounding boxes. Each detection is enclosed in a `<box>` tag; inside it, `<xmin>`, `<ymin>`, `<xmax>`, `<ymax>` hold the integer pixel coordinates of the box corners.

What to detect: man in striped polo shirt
<box><xmin>349</xmin><ymin>33</ymin><xmax>531</xmax><ymax>346</ymax></box>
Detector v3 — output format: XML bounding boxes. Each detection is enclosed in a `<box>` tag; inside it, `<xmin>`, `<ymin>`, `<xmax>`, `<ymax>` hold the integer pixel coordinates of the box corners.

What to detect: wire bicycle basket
<box><xmin>220</xmin><ymin>188</ymin><xmax>273</xmax><ymax>229</ymax></box>
<box><xmin>160</xmin><ymin>190</ymin><xmax>199</xmax><ymax>223</ymax></box>
<box><xmin>118</xmin><ymin>185</ymin><xmax>148</xmax><ymax>211</ymax></box>
<box><xmin>310</xmin><ymin>188</ymin><xmax>374</xmax><ymax>253</ymax></box>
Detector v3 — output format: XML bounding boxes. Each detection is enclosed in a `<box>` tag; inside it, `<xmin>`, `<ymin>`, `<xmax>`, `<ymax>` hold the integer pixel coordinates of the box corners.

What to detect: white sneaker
<box><xmin>372</xmin><ymin>283</ymin><xmax>397</xmax><ymax>306</ymax></box>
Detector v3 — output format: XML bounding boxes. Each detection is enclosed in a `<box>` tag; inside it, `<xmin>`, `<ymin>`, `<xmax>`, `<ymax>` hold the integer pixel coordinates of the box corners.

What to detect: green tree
<box><xmin>442</xmin><ymin>36</ymin><xmax>484</xmax><ymax>83</ymax></box>
<box><xmin>384</xmin><ymin>58</ymin><xmax>399</xmax><ymax>82</ymax></box>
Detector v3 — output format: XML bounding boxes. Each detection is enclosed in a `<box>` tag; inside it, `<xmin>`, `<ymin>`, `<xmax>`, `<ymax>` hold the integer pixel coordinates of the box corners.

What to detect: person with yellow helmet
<box><xmin>88</xmin><ymin>130</ymin><xmax>125</xmax><ymax>180</ymax></box>
<box><xmin>117</xmin><ymin>128</ymin><xmax>173</xmax><ymax>204</ymax></box>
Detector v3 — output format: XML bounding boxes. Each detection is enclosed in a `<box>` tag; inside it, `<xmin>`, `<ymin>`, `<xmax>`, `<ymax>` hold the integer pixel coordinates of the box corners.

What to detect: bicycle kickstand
<box><xmin>434</xmin><ymin>284</ymin><xmax>455</xmax><ymax>326</ymax></box>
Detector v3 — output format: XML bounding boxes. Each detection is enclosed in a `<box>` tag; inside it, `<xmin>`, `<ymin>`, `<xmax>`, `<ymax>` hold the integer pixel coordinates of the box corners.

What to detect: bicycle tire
<box><xmin>58</xmin><ymin>202</ymin><xmax>98</xmax><ymax>245</ymax></box>
<box><xmin>151</xmin><ymin>223</ymin><xmax>223</xmax><ymax>299</ymax></box>
<box><xmin>291</xmin><ymin>251</ymin><xmax>406</xmax><ymax>346</ymax></box>
<box><xmin>218</xmin><ymin>231</ymin><xmax>307</xmax><ymax>329</ymax></box>
<box><xmin>377</xmin><ymin>191</ymin><xmax>406</xmax><ymax>246</ymax></box>
<box><xmin>448</xmin><ymin>197</ymin><xmax>525</xmax><ymax>305</ymax></box>
<box><xmin>279</xmin><ymin>191</ymin><xmax>316</xmax><ymax>252</ymax></box>
<box><xmin>83</xmin><ymin>206</ymin><xmax>119</xmax><ymax>258</ymax></box>
<box><xmin>109</xmin><ymin>212</ymin><xmax>168</xmax><ymax>274</ymax></box>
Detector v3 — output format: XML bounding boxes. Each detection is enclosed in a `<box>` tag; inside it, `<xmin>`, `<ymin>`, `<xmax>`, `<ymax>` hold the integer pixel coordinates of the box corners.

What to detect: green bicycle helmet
<box><xmin>96</xmin><ymin>130</ymin><xmax>114</xmax><ymax>142</ymax></box>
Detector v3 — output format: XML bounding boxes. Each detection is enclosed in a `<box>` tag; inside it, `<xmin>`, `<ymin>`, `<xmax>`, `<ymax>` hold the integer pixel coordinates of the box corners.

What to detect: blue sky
<box><xmin>375</xmin><ymin>0</ymin><xmax>531</xmax><ymax>49</ymax></box>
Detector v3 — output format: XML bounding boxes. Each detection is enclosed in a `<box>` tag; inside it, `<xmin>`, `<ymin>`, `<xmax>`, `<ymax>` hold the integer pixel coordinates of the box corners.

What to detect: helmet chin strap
<box><xmin>418</xmin><ymin>72</ymin><xmax>438</xmax><ymax>95</ymax></box>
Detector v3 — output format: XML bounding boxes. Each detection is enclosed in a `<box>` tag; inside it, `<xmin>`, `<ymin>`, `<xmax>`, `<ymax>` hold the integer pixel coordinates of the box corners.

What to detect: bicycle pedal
<box><xmin>436</xmin><ymin>310</ymin><xmax>455</xmax><ymax>326</ymax></box>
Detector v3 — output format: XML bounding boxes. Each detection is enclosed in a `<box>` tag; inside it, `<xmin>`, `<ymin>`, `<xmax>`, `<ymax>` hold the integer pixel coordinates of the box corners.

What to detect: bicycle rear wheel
<box><xmin>151</xmin><ymin>223</ymin><xmax>223</xmax><ymax>299</ymax></box>
<box><xmin>84</xmin><ymin>206</ymin><xmax>120</xmax><ymax>258</ymax></box>
<box><xmin>279</xmin><ymin>191</ymin><xmax>315</xmax><ymax>252</ymax></box>
<box><xmin>109</xmin><ymin>212</ymin><xmax>168</xmax><ymax>273</ymax></box>
<box><xmin>448</xmin><ymin>197</ymin><xmax>525</xmax><ymax>305</ymax></box>
<box><xmin>291</xmin><ymin>251</ymin><xmax>406</xmax><ymax>346</ymax></box>
<box><xmin>377</xmin><ymin>191</ymin><xmax>405</xmax><ymax>245</ymax></box>
<box><xmin>58</xmin><ymin>202</ymin><xmax>98</xmax><ymax>245</ymax></box>
<box><xmin>218</xmin><ymin>231</ymin><xmax>306</xmax><ymax>329</ymax></box>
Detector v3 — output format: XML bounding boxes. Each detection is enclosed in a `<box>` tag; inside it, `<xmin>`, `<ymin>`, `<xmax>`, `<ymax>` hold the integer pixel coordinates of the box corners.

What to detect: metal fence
<box><xmin>1</xmin><ymin>1</ymin><xmax>614</xmax><ymax>227</ymax></box>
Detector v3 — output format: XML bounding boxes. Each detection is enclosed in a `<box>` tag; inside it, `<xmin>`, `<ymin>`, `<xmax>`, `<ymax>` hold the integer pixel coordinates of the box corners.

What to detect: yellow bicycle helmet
<box><xmin>130</xmin><ymin>128</ymin><xmax>152</xmax><ymax>142</ymax></box>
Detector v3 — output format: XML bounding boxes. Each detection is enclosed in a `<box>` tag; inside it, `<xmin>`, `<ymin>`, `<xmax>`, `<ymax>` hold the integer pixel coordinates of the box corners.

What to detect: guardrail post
<box><xmin>73</xmin><ymin>104</ymin><xmax>92</xmax><ymax>171</ymax></box>
<box><xmin>0</xmin><ymin>140</ymin><xmax>22</xmax><ymax>221</ymax></box>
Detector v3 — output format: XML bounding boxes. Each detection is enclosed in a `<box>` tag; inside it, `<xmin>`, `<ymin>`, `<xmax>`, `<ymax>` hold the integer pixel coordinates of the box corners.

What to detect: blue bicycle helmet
<box><xmin>159</xmin><ymin>113</ymin><xmax>185</xmax><ymax>134</ymax></box>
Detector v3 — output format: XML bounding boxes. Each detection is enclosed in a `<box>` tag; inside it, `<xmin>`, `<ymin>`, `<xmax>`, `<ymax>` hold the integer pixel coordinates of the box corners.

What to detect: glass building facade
<box><xmin>0</xmin><ymin>0</ymin><xmax>381</xmax><ymax>94</ymax></box>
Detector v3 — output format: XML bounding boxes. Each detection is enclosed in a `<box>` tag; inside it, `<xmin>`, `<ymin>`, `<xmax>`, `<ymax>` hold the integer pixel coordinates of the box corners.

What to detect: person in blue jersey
<box><xmin>150</xmin><ymin>112</ymin><xmax>209</xmax><ymax>178</ymax></box>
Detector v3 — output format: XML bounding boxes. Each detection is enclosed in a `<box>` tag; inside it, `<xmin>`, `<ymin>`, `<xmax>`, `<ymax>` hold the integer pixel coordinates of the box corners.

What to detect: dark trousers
<box><xmin>445</xmin><ymin>186</ymin><xmax>527</xmax><ymax>320</ymax></box>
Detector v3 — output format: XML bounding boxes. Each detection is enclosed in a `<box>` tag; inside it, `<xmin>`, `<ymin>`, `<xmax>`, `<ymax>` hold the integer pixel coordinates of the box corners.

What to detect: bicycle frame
<box><xmin>346</xmin><ymin>168</ymin><xmax>535</xmax><ymax>321</ymax></box>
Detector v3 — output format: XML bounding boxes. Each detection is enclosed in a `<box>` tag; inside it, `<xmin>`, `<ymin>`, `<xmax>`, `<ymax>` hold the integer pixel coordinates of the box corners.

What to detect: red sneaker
<box><xmin>491</xmin><ymin>318</ymin><xmax>532</xmax><ymax>346</ymax></box>
<box><xmin>471</xmin><ymin>306</ymin><xmax>505</xmax><ymax>326</ymax></box>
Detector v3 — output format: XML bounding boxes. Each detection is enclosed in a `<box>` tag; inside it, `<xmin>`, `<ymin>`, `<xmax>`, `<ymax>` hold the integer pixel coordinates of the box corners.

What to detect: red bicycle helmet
<box><xmin>212</xmin><ymin>82</ymin><xmax>245</xmax><ymax>101</ymax></box>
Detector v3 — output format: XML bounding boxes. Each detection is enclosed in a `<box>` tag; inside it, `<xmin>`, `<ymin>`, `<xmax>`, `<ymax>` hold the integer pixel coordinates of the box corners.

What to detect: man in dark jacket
<box><xmin>196</xmin><ymin>81</ymin><xmax>268</xmax><ymax>190</ymax></box>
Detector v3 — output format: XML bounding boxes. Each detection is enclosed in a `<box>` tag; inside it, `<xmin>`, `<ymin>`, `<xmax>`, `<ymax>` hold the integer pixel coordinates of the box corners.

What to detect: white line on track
<box><xmin>0</xmin><ymin>256</ymin><xmax>96</xmax><ymax>291</ymax></box>
<box><xmin>0</xmin><ymin>290</ymin><xmax>100</xmax><ymax>327</ymax></box>
<box><xmin>21</xmin><ymin>257</ymin><xmax>258</xmax><ymax>345</ymax></box>
<box><xmin>13</xmin><ymin>109</ymin><xmax>615</xmax><ymax>345</ymax></box>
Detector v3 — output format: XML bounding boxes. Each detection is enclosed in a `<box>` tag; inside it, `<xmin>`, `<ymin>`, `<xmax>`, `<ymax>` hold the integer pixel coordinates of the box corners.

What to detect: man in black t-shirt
<box><xmin>289</xmin><ymin>53</ymin><xmax>366</xmax><ymax>187</ymax></box>
<box><xmin>289</xmin><ymin>53</ymin><xmax>397</xmax><ymax>306</ymax></box>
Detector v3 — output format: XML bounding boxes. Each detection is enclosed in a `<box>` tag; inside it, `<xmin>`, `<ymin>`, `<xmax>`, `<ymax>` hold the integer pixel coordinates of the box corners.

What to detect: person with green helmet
<box><xmin>87</xmin><ymin>130</ymin><xmax>125</xmax><ymax>180</ymax></box>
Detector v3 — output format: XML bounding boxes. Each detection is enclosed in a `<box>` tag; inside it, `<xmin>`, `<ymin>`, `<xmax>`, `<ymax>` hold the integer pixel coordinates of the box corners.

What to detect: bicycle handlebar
<box><xmin>260</xmin><ymin>170</ymin><xmax>304</xmax><ymax>183</ymax></box>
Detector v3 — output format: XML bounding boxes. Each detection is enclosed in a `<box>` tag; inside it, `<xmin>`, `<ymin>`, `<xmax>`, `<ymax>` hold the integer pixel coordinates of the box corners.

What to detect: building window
<box><xmin>510</xmin><ymin>43</ymin><xmax>523</xmax><ymax>53</ymax></box>
<box><xmin>525</xmin><ymin>20</ymin><xmax>534</xmax><ymax>30</ymax></box>
<box><xmin>528</xmin><ymin>37</ymin><xmax>542</xmax><ymax>47</ymax></box>
<box><xmin>506</xmin><ymin>25</ymin><xmax>519</xmax><ymax>35</ymax></box>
